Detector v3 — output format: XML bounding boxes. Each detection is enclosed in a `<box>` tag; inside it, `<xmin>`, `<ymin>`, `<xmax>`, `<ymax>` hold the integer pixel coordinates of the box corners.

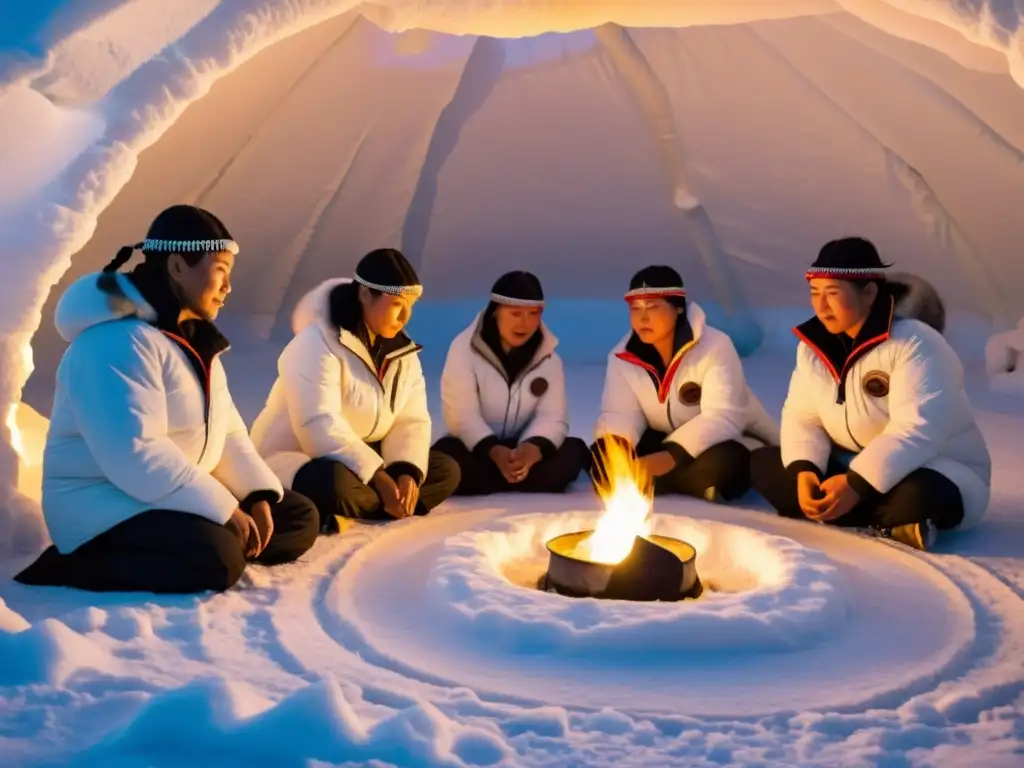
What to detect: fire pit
<box><xmin>540</xmin><ymin>436</ymin><xmax>703</xmax><ymax>602</ymax></box>
<box><xmin>542</xmin><ymin>531</ymin><xmax>702</xmax><ymax>601</ymax></box>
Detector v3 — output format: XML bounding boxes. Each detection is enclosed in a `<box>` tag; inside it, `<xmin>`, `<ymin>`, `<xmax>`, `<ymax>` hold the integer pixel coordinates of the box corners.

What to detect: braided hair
<box><xmin>97</xmin><ymin>205</ymin><xmax>238</xmax><ymax>294</ymax></box>
<box><xmin>102</xmin><ymin>243</ymin><xmax>143</xmax><ymax>273</ymax></box>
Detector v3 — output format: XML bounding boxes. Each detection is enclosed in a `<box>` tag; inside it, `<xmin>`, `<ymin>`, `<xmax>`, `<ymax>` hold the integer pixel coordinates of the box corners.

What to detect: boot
<box><xmin>873</xmin><ymin>519</ymin><xmax>936</xmax><ymax>551</ymax></box>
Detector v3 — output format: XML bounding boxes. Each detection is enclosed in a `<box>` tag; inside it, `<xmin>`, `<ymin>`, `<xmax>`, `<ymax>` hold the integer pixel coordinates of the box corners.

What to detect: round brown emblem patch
<box><xmin>529</xmin><ymin>377</ymin><xmax>549</xmax><ymax>397</ymax></box>
<box><xmin>862</xmin><ymin>370</ymin><xmax>890</xmax><ymax>398</ymax></box>
<box><xmin>679</xmin><ymin>382</ymin><xmax>702</xmax><ymax>406</ymax></box>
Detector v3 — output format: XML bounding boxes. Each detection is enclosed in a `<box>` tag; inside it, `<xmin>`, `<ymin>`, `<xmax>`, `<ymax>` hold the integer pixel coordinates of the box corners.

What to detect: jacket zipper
<box><xmin>485</xmin><ymin>353</ymin><xmax>552</xmax><ymax>439</ymax></box>
<box><xmin>162</xmin><ymin>331</ymin><xmax>217</xmax><ymax>464</ymax></box>
<box><xmin>842</xmin><ymin>394</ymin><xmax>865</xmax><ymax>451</ymax></box>
<box><xmin>341</xmin><ymin>339</ymin><xmax>420</xmax><ymax>437</ymax></box>
<box><xmin>390</xmin><ymin>362</ymin><xmax>402</xmax><ymax>412</ymax></box>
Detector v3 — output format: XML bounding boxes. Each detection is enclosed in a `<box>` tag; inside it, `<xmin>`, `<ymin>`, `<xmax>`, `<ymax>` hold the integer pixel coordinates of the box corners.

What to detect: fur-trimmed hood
<box><xmin>890</xmin><ymin>272</ymin><xmax>946</xmax><ymax>333</ymax></box>
<box><xmin>290</xmin><ymin>277</ymin><xmax>349</xmax><ymax>336</ymax></box>
<box><xmin>54</xmin><ymin>272</ymin><xmax>157</xmax><ymax>343</ymax></box>
<box><xmin>288</xmin><ymin>277</ymin><xmax>420</xmax><ymax>365</ymax></box>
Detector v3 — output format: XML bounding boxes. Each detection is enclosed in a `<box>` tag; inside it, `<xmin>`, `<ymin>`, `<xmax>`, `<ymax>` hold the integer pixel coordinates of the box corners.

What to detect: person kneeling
<box><xmin>749</xmin><ymin>237</ymin><xmax>991</xmax><ymax>551</ymax></box>
<box><xmin>15</xmin><ymin>205</ymin><xmax>318</xmax><ymax>594</ymax></box>
<box><xmin>432</xmin><ymin>272</ymin><xmax>590</xmax><ymax>494</ymax></box>
<box><xmin>251</xmin><ymin>249</ymin><xmax>459</xmax><ymax>532</ymax></box>
<box><xmin>592</xmin><ymin>266</ymin><xmax>778</xmax><ymax>502</ymax></box>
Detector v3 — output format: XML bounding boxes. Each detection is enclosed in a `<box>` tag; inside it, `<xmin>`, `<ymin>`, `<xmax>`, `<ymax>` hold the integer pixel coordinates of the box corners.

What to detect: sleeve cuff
<box><xmin>847</xmin><ymin>470</ymin><xmax>882</xmax><ymax>502</ymax></box>
<box><xmin>472</xmin><ymin>435</ymin><xmax>501</xmax><ymax>461</ymax></box>
<box><xmin>661</xmin><ymin>441</ymin><xmax>694</xmax><ymax>471</ymax></box>
<box><xmin>786</xmin><ymin>460</ymin><xmax>824</xmax><ymax>481</ymax></box>
<box><xmin>385</xmin><ymin>461</ymin><xmax>425</xmax><ymax>487</ymax></box>
<box><xmin>240</xmin><ymin>490</ymin><xmax>280</xmax><ymax>514</ymax></box>
<box><xmin>524</xmin><ymin>436</ymin><xmax>556</xmax><ymax>460</ymax></box>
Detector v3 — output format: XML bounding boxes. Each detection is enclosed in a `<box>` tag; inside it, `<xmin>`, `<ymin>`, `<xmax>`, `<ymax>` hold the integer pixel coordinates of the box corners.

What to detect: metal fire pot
<box><xmin>543</xmin><ymin>531</ymin><xmax>702</xmax><ymax>602</ymax></box>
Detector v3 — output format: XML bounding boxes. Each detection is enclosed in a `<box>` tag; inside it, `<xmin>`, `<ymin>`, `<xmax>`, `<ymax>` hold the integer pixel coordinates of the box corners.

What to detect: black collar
<box><xmin>127</xmin><ymin>261</ymin><xmax>230</xmax><ymax>368</ymax></box>
<box><xmin>479</xmin><ymin>302</ymin><xmax>544</xmax><ymax>383</ymax></box>
<box><xmin>613</xmin><ymin>315</ymin><xmax>696</xmax><ymax>404</ymax></box>
<box><xmin>622</xmin><ymin>314</ymin><xmax>695</xmax><ymax>379</ymax></box>
<box><xmin>794</xmin><ymin>292</ymin><xmax>895</xmax><ymax>404</ymax></box>
<box><xmin>328</xmin><ymin>281</ymin><xmax>417</xmax><ymax>372</ymax></box>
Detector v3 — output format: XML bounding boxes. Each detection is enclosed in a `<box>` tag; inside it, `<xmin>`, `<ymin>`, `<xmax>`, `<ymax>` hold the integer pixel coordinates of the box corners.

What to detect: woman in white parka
<box><xmin>592</xmin><ymin>265</ymin><xmax>779</xmax><ymax>501</ymax></box>
<box><xmin>432</xmin><ymin>272</ymin><xmax>591</xmax><ymax>494</ymax></box>
<box><xmin>15</xmin><ymin>205</ymin><xmax>318</xmax><ymax>594</ymax></box>
<box><xmin>750</xmin><ymin>237</ymin><xmax>991</xmax><ymax>551</ymax></box>
<box><xmin>251</xmin><ymin>249</ymin><xmax>460</xmax><ymax>531</ymax></box>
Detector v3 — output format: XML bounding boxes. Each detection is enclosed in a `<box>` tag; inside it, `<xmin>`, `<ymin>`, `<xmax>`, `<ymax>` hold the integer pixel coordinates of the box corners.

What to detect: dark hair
<box><xmin>851</xmin><ymin>278</ymin><xmax>886</xmax><ymax>294</ymax></box>
<box><xmin>629</xmin><ymin>265</ymin><xmax>686</xmax><ymax>309</ymax></box>
<box><xmin>812</xmin><ymin>237</ymin><xmax>892</xmax><ymax>294</ymax></box>
<box><xmin>355</xmin><ymin>248</ymin><xmax>420</xmax><ymax>290</ymax></box>
<box><xmin>102</xmin><ymin>205</ymin><xmax>234</xmax><ymax>274</ymax></box>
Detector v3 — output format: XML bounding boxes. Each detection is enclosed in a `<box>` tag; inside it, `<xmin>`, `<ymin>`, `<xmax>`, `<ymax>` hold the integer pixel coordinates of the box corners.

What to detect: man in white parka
<box><xmin>432</xmin><ymin>272</ymin><xmax>591</xmax><ymax>494</ymax></box>
<box><xmin>251</xmin><ymin>249</ymin><xmax>460</xmax><ymax>531</ymax></box>
<box><xmin>15</xmin><ymin>205</ymin><xmax>318</xmax><ymax>594</ymax></box>
<box><xmin>593</xmin><ymin>266</ymin><xmax>779</xmax><ymax>501</ymax></box>
<box><xmin>749</xmin><ymin>237</ymin><xmax>991</xmax><ymax>551</ymax></box>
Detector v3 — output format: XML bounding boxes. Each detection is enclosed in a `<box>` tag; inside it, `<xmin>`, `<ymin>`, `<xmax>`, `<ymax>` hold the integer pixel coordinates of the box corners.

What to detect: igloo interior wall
<box><xmin>11</xmin><ymin>4</ymin><xmax>1024</xmax><ymax>421</ymax></box>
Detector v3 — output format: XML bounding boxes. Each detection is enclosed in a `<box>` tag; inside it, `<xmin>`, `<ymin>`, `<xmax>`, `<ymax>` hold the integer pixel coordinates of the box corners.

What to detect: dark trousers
<box><xmin>293</xmin><ymin>450</ymin><xmax>460</xmax><ymax>525</ymax></box>
<box><xmin>593</xmin><ymin>429</ymin><xmax>752</xmax><ymax>500</ymax></box>
<box><xmin>749</xmin><ymin>446</ymin><xmax>965</xmax><ymax>529</ymax></box>
<box><xmin>14</xmin><ymin>490</ymin><xmax>319</xmax><ymax>594</ymax></box>
<box><xmin>432</xmin><ymin>435</ymin><xmax>591</xmax><ymax>496</ymax></box>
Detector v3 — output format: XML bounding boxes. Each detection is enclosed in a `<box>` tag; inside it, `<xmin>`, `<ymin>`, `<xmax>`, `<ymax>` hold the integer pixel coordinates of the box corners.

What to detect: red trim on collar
<box><xmin>792</xmin><ymin>299</ymin><xmax>894</xmax><ymax>385</ymax></box>
<box><xmin>162</xmin><ymin>331</ymin><xmax>212</xmax><ymax>394</ymax></box>
<box><xmin>615</xmin><ymin>349</ymin><xmax>687</xmax><ymax>404</ymax></box>
<box><xmin>792</xmin><ymin>327</ymin><xmax>840</xmax><ymax>382</ymax></box>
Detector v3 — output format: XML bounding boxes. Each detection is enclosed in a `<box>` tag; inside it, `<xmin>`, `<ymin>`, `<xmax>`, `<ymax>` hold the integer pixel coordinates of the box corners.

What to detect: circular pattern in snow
<box><xmin>425</xmin><ymin>511</ymin><xmax>846</xmax><ymax>655</ymax></box>
<box><xmin>328</xmin><ymin>498</ymin><xmax>978</xmax><ymax>716</ymax></box>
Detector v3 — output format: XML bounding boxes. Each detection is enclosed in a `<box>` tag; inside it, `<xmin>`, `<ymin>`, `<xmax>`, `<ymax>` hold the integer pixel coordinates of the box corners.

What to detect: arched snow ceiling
<box><xmin>6</xmin><ymin>0</ymin><xmax>1024</xmax><ymax>406</ymax></box>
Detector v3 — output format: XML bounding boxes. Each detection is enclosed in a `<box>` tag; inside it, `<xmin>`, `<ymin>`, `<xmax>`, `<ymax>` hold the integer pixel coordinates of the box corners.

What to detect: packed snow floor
<box><xmin>1</xmin><ymin>352</ymin><xmax>1022</xmax><ymax>767</ymax></box>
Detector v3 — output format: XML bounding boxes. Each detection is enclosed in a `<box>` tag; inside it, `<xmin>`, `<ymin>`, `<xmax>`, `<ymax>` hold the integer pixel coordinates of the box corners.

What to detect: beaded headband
<box><xmin>490</xmin><ymin>292</ymin><xmax>544</xmax><ymax>307</ymax></box>
<box><xmin>354</xmin><ymin>273</ymin><xmax>424</xmax><ymax>298</ymax></box>
<box><xmin>624</xmin><ymin>285</ymin><xmax>686</xmax><ymax>302</ymax></box>
<box><xmin>805</xmin><ymin>267</ymin><xmax>886</xmax><ymax>281</ymax></box>
<box><xmin>142</xmin><ymin>238</ymin><xmax>239</xmax><ymax>254</ymax></box>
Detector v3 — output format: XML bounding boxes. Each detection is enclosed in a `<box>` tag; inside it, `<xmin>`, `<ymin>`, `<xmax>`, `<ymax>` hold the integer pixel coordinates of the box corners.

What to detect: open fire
<box><xmin>580</xmin><ymin>435</ymin><xmax>655</xmax><ymax>564</ymax></box>
<box><xmin>542</xmin><ymin>437</ymin><xmax>702</xmax><ymax>601</ymax></box>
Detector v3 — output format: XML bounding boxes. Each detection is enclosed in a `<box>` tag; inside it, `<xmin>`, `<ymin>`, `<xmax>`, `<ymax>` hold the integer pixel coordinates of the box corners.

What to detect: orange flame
<box><xmin>584</xmin><ymin>437</ymin><xmax>654</xmax><ymax>564</ymax></box>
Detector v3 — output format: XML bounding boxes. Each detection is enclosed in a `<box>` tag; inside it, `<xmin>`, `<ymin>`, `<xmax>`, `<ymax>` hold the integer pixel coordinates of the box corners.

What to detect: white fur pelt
<box><xmin>888</xmin><ymin>272</ymin><xmax>946</xmax><ymax>334</ymax></box>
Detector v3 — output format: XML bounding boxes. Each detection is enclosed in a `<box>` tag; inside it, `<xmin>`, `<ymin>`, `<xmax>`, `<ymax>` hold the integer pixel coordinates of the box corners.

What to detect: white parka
<box><xmin>781</xmin><ymin>286</ymin><xmax>991</xmax><ymax>527</ymax></box>
<box><xmin>42</xmin><ymin>272</ymin><xmax>283</xmax><ymax>554</ymax></box>
<box><xmin>251</xmin><ymin>279</ymin><xmax>431</xmax><ymax>487</ymax></box>
<box><xmin>440</xmin><ymin>312</ymin><xmax>568</xmax><ymax>452</ymax></box>
<box><xmin>594</xmin><ymin>302</ymin><xmax>779</xmax><ymax>456</ymax></box>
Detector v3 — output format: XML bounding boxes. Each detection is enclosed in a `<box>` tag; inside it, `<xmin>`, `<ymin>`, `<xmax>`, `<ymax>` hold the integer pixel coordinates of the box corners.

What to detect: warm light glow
<box><xmin>584</xmin><ymin>437</ymin><xmax>654</xmax><ymax>564</ymax></box>
<box><xmin>6</xmin><ymin>343</ymin><xmax>34</xmax><ymax>461</ymax></box>
<box><xmin>5</xmin><ymin>403</ymin><xmax>24</xmax><ymax>458</ymax></box>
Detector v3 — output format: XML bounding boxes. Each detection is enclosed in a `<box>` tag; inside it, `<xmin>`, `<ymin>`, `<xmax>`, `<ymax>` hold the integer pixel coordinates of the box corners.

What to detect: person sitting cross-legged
<box><xmin>15</xmin><ymin>205</ymin><xmax>319</xmax><ymax>594</ymax></box>
<box><xmin>432</xmin><ymin>271</ymin><xmax>591</xmax><ymax>494</ymax></box>
<box><xmin>251</xmin><ymin>248</ymin><xmax>460</xmax><ymax>532</ymax></box>
<box><xmin>592</xmin><ymin>265</ymin><xmax>779</xmax><ymax>502</ymax></box>
<box><xmin>749</xmin><ymin>237</ymin><xmax>992</xmax><ymax>550</ymax></box>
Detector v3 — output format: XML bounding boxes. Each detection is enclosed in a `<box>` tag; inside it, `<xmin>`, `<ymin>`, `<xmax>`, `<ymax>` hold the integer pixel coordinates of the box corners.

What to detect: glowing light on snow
<box><xmin>586</xmin><ymin>437</ymin><xmax>654</xmax><ymax>564</ymax></box>
<box><xmin>5</xmin><ymin>344</ymin><xmax>35</xmax><ymax>462</ymax></box>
